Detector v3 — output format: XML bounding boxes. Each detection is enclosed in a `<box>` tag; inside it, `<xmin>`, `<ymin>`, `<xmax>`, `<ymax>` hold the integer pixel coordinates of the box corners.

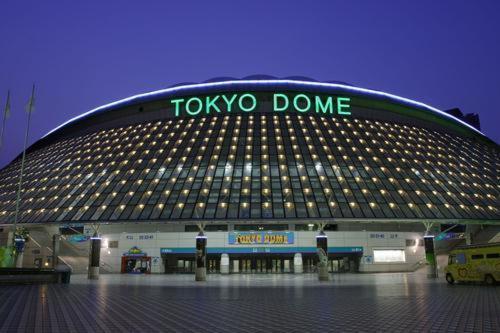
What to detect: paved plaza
<box><xmin>0</xmin><ymin>271</ymin><xmax>499</xmax><ymax>332</ymax></box>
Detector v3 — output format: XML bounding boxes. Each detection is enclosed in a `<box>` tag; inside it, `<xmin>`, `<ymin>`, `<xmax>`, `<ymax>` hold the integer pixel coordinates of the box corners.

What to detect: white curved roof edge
<box><xmin>42</xmin><ymin>79</ymin><xmax>485</xmax><ymax>138</ymax></box>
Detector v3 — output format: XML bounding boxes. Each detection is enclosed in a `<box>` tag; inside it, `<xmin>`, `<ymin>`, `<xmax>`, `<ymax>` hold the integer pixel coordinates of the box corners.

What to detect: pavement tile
<box><xmin>0</xmin><ymin>272</ymin><xmax>499</xmax><ymax>332</ymax></box>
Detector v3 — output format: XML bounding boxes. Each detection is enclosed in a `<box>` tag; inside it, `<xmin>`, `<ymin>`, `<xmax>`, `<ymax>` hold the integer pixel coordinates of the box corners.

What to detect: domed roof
<box><xmin>41</xmin><ymin>76</ymin><xmax>487</xmax><ymax>141</ymax></box>
<box><xmin>0</xmin><ymin>77</ymin><xmax>498</xmax><ymax>225</ymax></box>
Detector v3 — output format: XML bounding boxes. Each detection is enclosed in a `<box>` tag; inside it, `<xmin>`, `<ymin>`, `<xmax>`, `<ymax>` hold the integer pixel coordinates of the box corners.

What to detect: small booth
<box><xmin>121</xmin><ymin>247</ymin><xmax>151</xmax><ymax>274</ymax></box>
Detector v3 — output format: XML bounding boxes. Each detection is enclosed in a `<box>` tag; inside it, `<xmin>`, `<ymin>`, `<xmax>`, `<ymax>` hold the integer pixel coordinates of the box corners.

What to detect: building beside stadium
<box><xmin>0</xmin><ymin>76</ymin><xmax>498</xmax><ymax>276</ymax></box>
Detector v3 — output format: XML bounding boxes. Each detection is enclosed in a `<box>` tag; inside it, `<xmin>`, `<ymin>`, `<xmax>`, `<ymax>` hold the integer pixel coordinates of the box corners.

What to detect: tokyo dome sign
<box><xmin>170</xmin><ymin>93</ymin><xmax>351</xmax><ymax>117</ymax></box>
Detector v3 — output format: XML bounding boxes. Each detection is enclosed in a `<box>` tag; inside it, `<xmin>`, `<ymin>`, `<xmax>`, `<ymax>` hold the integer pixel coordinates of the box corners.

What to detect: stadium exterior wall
<box><xmin>0</xmin><ymin>78</ymin><xmax>498</xmax><ymax>274</ymax></box>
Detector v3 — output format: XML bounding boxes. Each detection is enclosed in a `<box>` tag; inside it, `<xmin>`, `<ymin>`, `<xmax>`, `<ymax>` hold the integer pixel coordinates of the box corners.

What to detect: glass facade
<box><xmin>0</xmin><ymin>85</ymin><xmax>498</xmax><ymax>225</ymax></box>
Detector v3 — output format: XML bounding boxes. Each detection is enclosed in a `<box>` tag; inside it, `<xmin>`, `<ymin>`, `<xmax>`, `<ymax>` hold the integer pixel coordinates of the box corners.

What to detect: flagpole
<box><xmin>0</xmin><ymin>90</ymin><xmax>10</xmax><ymax>149</ymax></box>
<box><xmin>12</xmin><ymin>85</ymin><xmax>35</xmax><ymax>267</ymax></box>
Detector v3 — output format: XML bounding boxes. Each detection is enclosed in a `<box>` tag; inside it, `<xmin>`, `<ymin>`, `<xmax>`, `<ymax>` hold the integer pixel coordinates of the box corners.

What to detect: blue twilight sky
<box><xmin>0</xmin><ymin>0</ymin><xmax>499</xmax><ymax>168</ymax></box>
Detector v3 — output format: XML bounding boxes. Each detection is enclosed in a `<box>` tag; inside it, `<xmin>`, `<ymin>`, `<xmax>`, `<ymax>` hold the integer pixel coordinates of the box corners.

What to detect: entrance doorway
<box><xmin>207</xmin><ymin>257</ymin><xmax>220</xmax><ymax>273</ymax></box>
<box><xmin>302</xmin><ymin>254</ymin><xmax>361</xmax><ymax>273</ymax></box>
<box><xmin>162</xmin><ymin>255</ymin><xmax>220</xmax><ymax>274</ymax></box>
<box><xmin>240</xmin><ymin>259</ymin><xmax>252</xmax><ymax>273</ymax></box>
<box><xmin>231</xmin><ymin>255</ymin><xmax>292</xmax><ymax>273</ymax></box>
<box><xmin>162</xmin><ymin>253</ymin><xmax>360</xmax><ymax>274</ymax></box>
<box><xmin>121</xmin><ymin>256</ymin><xmax>151</xmax><ymax>274</ymax></box>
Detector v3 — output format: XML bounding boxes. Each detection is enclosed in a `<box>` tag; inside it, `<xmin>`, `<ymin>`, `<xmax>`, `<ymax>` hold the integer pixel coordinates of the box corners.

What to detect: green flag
<box><xmin>3</xmin><ymin>91</ymin><xmax>10</xmax><ymax>119</ymax></box>
<box><xmin>0</xmin><ymin>91</ymin><xmax>11</xmax><ymax>148</ymax></box>
<box><xmin>25</xmin><ymin>85</ymin><xmax>35</xmax><ymax>114</ymax></box>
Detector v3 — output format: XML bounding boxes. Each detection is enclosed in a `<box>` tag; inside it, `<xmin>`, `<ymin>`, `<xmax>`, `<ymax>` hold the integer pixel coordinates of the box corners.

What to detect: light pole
<box><xmin>12</xmin><ymin>85</ymin><xmax>35</xmax><ymax>268</ymax></box>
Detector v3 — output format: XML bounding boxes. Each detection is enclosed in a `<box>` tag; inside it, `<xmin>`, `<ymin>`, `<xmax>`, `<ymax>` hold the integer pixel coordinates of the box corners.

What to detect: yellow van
<box><xmin>445</xmin><ymin>242</ymin><xmax>500</xmax><ymax>285</ymax></box>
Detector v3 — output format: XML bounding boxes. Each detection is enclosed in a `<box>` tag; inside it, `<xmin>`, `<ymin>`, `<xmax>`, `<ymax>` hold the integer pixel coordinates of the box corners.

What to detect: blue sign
<box><xmin>435</xmin><ymin>232</ymin><xmax>465</xmax><ymax>241</ymax></box>
<box><xmin>67</xmin><ymin>235</ymin><xmax>89</xmax><ymax>243</ymax></box>
<box><xmin>160</xmin><ymin>246</ymin><xmax>363</xmax><ymax>255</ymax></box>
<box><xmin>14</xmin><ymin>239</ymin><xmax>26</xmax><ymax>253</ymax></box>
<box><xmin>228</xmin><ymin>231</ymin><xmax>294</xmax><ymax>245</ymax></box>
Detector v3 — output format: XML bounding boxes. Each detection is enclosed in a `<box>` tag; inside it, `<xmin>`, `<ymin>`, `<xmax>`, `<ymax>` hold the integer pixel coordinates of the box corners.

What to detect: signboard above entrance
<box><xmin>170</xmin><ymin>93</ymin><xmax>351</xmax><ymax>117</ymax></box>
<box><xmin>228</xmin><ymin>231</ymin><xmax>294</xmax><ymax>245</ymax></box>
<box><xmin>160</xmin><ymin>247</ymin><xmax>363</xmax><ymax>255</ymax></box>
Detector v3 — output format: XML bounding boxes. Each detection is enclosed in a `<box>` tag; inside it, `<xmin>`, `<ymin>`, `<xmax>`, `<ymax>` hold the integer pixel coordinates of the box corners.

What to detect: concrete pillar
<box><xmin>465</xmin><ymin>230</ymin><xmax>472</xmax><ymax>245</ymax></box>
<box><xmin>465</xmin><ymin>224</ymin><xmax>479</xmax><ymax>245</ymax></box>
<box><xmin>424</xmin><ymin>235</ymin><xmax>438</xmax><ymax>278</ymax></box>
<box><xmin>293</xmin><ymin>253</ymin><xmax>303</xmax><ymax>273</ymax></box>
<box><xmin>220</xmin><ymin>253</ymin><xmax>230</xmax><ymax>274</ymax></box>
<box><xmin>15</xmin><ymin>252</ymin><xmax>24</xmax><ymax>268</ymax></box>
<box><xmin>52</xmin><ymin>234</ymin><xmax>61</xmax><ymax>269</ymax></box>
<box><xmin>195</xmin><ymin>232</ymin><xmax>207</xmax><ymax>281</ymax></box>
<box><xmin>316</xmin><ymin>231</ymin><xmax>329</xmax><ymax>281</ymax></box>
<box><xmin>88</xmin><ymin>234</ymin><xmax>101</xmax><ymax>280</ymax></box>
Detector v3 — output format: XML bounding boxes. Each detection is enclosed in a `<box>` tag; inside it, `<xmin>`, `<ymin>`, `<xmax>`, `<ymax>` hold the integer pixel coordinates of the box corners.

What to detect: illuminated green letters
<box><xmin>222</xmin><ymin>94</ymin><xmax>238</xmax><ymax>112</ymax></box>
<box><xmin>238</xmin><ymin>93</ymin><xmax>257</xmax><ymax>112</ymax></box>
<box><xmin>171</xmin><ymin>98</ymin><xmax>185</xmax><ymax>117</ymax></box>
<box><xmin>293</xmin><ymin>94</ymin><xmax>311</xmax><ymax>113</ymax></box>
<box><xmin>274</xmin><ymin>94</ymin><xmax>289</xmax><ymax>112</ymax></box>
<box><xmin>315</xmin><ymin>96</ymin><xmax>334</xmax><ymax>114</ymax></box>
<box><xmin>186</xmin><ymin>97</ymin><xmax>203</xmax><ymax>116</ymax></box>
<box><xmin>171</xmin><ymin>93</ymin><xmax>351</xmax><ymax>117</ymax></box>
<box><xmin>206</xmin><ymin>95</ymin><xmax>221</xmax><ymax>114</ymax></box>
<box><xmin>337</xmin><ymin>97</ymin><xmax>351</xmax><ymax>115</ymax></box>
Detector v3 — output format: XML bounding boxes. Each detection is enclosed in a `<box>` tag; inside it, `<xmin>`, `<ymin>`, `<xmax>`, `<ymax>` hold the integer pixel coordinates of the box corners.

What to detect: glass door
<box><xmin>303</xmin><ymin>257</ymin><xmax>316</xmax><ymax>273</ymax></box>
<box><xmin>256</xmin><ymin>258</ymin><xmax>264</xmax><ymax>273</ymax></box>
<box><xmin>241</xmin><ymin>259</ymin><xmax>251</xmax><ymax>273</ymax></box>
<box><xmin>329</xmin><ymin>259</ymin><xmax>339</xmax><ymax>272</ymax></box>
<box><xmin>176</xmin><ymin>259</ymin><xmax>195</xmax><ymax>273</ymax></box>
<box><xmin>208</xmin><ymin>259</ymin><xmax>219</xmax><ymax>273</ymax></box>
<box><xmin>231</xmin><ymin>259</ymin><xmax>240</xmax><ymax>273</ymax></box>
<box><xmin>271</xmin><ymin>259</ymin><xmax>281</xmax><ymax>273</ymax></box>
